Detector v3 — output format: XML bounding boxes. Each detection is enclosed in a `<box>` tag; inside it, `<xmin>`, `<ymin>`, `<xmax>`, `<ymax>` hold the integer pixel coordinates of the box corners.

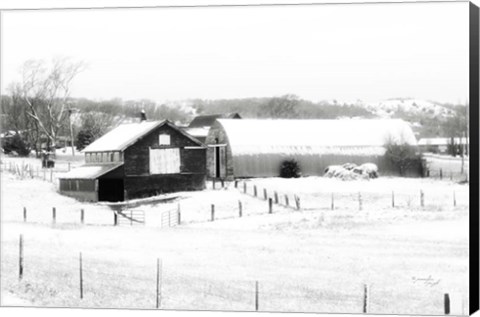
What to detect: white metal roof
<box><xmin>418</xmin><ymin>137</ymin><xmax>468</xmax><ymax>146</ymax></box>
<box><xmin>216</xmin><ymin>119</ymin><xmax>417</xmax><ymax>156</ymax></box>
<box><xmin>83</xmin><ymin>121</ymin><xmax>164</xmax><ymax>152</ymax></box>
<box><xmin>59</xmin><ymin>163</ymin><xmax>123</xmax><ymax>180</ymax></box>
<box><xmin>184</xmin><ymin>127</ymin><xmax>210</xmax><ymax>138</ymax></box>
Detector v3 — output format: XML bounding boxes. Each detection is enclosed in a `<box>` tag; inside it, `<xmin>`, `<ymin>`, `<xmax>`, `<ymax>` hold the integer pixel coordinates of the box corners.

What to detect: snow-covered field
<box><xmin>0</xmin><ymin>167</ymin><xmax>469</xmax><ymax>314</ymax></box>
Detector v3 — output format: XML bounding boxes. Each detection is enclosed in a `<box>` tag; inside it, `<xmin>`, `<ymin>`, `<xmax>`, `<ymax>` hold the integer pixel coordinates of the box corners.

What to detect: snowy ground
<box><xmin>0</xmin><ymin>168</ymin><xmax>469</xmax><ymax>315</ymax></box>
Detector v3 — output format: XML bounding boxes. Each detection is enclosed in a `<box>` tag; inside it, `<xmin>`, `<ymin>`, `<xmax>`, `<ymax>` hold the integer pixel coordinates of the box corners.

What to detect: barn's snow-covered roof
<box><xmin>83</xmin><ymin>120</ymin><xmax>204</xmax><ymax>152</ymax></box>
<box><xmin>59</xmin><ymin>163</ymin><xmax>123</xmax><ymax>180</ymax></box>
<box><xmin>184</xmin><ymin>127</ymin><xmax>210</xmax><ymax>139</ymax></box>
<box><xmin>188</xmin><ymin>113</ymin><xmax>241</xmax><ymax>128</ymax></box>
<box><xmin>83</xmin><ymin>121</ymin><xmax>164</xmax><ymax>152</ymax></box>
<box><xmin>216</xmin><ymin>119</ymin><xmax>417</xmax><ymax>155</ymax></box>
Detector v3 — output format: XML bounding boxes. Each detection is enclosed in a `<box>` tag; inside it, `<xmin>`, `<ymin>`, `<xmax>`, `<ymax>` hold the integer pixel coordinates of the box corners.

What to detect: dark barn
<box><xmin>59</xmin><ymin>120</ymin><xmax>207</xmax><ymax>202</ymax></box>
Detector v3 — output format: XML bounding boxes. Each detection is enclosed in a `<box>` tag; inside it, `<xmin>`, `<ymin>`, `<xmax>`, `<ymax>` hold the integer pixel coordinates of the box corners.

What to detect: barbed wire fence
<box><xmin>4</xmin><ymin>234</ymin><xmax>466</xmax><ymax>314</ymax></box>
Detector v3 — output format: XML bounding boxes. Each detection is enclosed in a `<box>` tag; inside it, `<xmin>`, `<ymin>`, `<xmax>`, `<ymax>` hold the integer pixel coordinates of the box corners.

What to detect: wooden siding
<box><xmin>124</xmin><ymin>124</ymin><xmax>202</xmax><ymax>177</ymax></box>
<box><xmin>59</xmin><ymin>179</ymin><xmax>97</xmax><ymax>202</ymax></box>
<box><xmin>124</xmin><ymin>174</ymin><xmax>206</xmax><ymax>200</ymax></box>
<box><xmin>205</xmin><ymin>122</ymin><xmax>234</xmax><ymax>179</ymax></box>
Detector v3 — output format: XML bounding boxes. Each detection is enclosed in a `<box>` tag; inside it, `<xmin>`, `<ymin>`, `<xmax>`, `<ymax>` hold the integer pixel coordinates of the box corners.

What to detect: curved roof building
<box><xmin>205</xmin><ymin>119</ymin><xmax>418</xmax><ymax>178</ymax></box>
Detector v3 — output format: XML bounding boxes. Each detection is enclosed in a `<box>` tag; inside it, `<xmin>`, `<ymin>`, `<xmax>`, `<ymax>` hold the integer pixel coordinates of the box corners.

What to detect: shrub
<box><xmin>280</xmin><ymin>159</ymin><xmax>301</xmax><ymax>178</ymax></box>
<box><xmin>3</xmin><ymin>134</ymin><xmax>31</xmax><ymax>157</ymax></box>
<box><xmin>384</xmin><ymin>143</ymin><xmax>423</xmax><ymax>176</ymax></box>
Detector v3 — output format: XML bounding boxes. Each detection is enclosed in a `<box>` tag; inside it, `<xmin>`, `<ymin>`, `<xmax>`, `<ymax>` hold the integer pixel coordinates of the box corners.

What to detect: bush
<box><xmin>280</xmin><ymin>159</ymin><xmax>301</xmax><ymax>178</ymax></box>
<box><xmin>2</xmin><ymin>134</ymin><xmax>31</xmax><ymax>157</ymax></box>
<box><xmin>384</xmin><ymin>143</ymin><xmax>423</xmax><ymax>176</ymax></box>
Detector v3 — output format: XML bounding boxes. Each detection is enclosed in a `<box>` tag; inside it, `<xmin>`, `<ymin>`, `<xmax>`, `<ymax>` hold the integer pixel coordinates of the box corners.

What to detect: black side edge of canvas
<box><xmin>470</xmin><ymin>1</ymin><xmax>480</xmax><ymax>315</ymax></box>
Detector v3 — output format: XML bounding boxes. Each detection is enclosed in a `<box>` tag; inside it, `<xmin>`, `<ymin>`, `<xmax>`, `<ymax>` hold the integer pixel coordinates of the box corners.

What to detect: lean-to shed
<box><xmin>59</xmin><ymin>120</ymin><xmax>207</xmax><ymax>202</ymax></box>
<box><xmin>205</xmin><ymin>119</ymin><xmax>418</xmax><ymax>178</ymax></box>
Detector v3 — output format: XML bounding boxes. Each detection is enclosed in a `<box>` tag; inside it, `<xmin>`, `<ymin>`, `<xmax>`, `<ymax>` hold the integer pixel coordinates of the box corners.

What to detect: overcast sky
<box><xmin>0</xmin><ymin>1</ymin><xmax>470</xmax><ymax>104</ymax></box>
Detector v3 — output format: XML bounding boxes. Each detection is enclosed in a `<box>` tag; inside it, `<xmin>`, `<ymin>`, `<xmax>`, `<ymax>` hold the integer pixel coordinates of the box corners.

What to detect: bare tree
<box><xmin>19</xmin><ymin>57</ymin><xmax>85</xmax><ymax>154</ymax></box>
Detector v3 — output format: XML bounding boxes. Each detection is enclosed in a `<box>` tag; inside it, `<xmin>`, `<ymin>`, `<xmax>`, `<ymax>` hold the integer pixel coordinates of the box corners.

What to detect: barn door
<box><xmin>213</xmin><ymin>145</ymin><xmax>227</xmax><ymax>178</ymax></box>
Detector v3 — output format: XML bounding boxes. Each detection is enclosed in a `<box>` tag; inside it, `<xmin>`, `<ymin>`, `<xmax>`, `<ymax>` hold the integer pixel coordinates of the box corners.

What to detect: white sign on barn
<box><xmin>149</xmin><ymin>148</ymin><xmax>180</xmax><ymax>174</ymax></box>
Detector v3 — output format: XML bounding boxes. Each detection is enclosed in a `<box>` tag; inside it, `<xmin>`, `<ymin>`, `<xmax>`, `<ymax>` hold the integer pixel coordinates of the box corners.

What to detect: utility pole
<box><xmin>68</xmin><ymin>107</ymin><xmax>76</xmax><ymax>156</ymax></box>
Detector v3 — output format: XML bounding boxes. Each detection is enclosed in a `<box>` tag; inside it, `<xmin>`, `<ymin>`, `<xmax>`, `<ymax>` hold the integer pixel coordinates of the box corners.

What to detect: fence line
<box><xmin>8</xmin><ymin>238</ymin><xmax>462</xmax><ymax>314</ymax></box>
<box><xmin>1</xmin><ymin>161</ymin><xmax>71</xmax><ymax>184</ymax></box>
<box><xmin>15</xmin><ymin>180</ymin><xmax>466</xmax><ymax>228</ymax></box>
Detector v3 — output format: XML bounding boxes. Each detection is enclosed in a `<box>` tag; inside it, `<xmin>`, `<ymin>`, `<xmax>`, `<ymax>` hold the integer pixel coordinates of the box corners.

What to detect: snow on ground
<box><xmin>0</xmin><ymin>169</ymin><xmax>469</xmax><ymax>314</ymax></box>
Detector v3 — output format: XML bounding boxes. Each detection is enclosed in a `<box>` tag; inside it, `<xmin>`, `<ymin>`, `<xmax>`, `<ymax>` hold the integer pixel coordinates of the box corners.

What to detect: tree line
<box><xmin>1</xmin><ymin>59</ymin><xmax>468</xmax><ymax>157</ymax></box>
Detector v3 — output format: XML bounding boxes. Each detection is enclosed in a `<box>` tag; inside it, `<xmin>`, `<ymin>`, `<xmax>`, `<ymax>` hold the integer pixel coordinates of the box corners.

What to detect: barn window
<box><xmin>149</xmin><ymin>148</ymin><xmax>180</xmax><ymax>174</ymax></box>
<box><xmin>159</xmin><ymin>134</ymin><xmax>171</xmax><ymax>146</ymax></box>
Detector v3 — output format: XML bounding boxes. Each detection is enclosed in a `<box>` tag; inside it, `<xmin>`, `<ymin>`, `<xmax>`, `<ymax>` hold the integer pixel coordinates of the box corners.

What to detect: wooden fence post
<box><xmin>156</xmin><ymin>258</ymin><xmax>162</xmax><ymax>309</ymax></box>
<box><xmin>52</xmin><ymin>207</ymin><xmax>56</xmax><ymax>224</ymax></box>
<box><xmin>268</xmin><ymin>198</ymin><xmax>273</xmax><ymax>214</ymax></box>
<box><xmin>23</xmin><ymin>207</ymin><xmax>27</xmax><ymax>222</ymax></box>
<box><xmin>255</xmin><ymin>281</ymin><xmax>259</xmax><ymax>311</ymax></box>
<box><xmin>81</xmin><ymin>209</ymin><xmax>85</xmax><ymax>224</ymax></box>
<box><xmin>114</xmin><ymin>212</ymin><xmax>118</xmax><ymax>226</ymax></box>
<box><xmin>238</xmin><ymin>201</ymin><xmax>243</xmax><ymax>218</ymax></box>
<box><xmin>177</xmin><ymin>204</ymin><xmax>181</xmax><ymax>225</ymax></box>
<box><xmin>263</xmin><ymin>188</ymin><xmax>267</xmax><ymax>200</ymax></box>
<box><xmin>295</xmin><ymin>195</ymin><xmax>301</xmax><ymax>210</ymax></box>
<box><xmin>254</xmin><ymin>185</ymin><xmax>257</xmax><ymax>197</ymax></box>
<box><xmin>440</xmin><ymin>168</ymin><xmax>443</xmax><ymax>180</ymax></box>
<box><xmin>235</xmin><ymin>180</ymin><xmax>238</xmax><ymax>188</ymax></box>
<box><xmin>363</xmin><ymin>284</ymin><xmax>369</xmax><ymax>313</ymax></box>
<box><xmin>284</xmin><ymin>194</ymin><xmax>289</xmax><ymax>207</ymax></box>
<box><xmin>211</xmin><ymin>204</ymin><xmax>215</xmax><ymax>222</ymax></box>
<box><xmin>19</xmin><ymin>235</ymin><xmax>24</xmax><ymax>280</ymax></box>
<box><xmin>221</xmin><ymin>179</ymin><xmax>225</xmax><ymax>188</ymax></box>
<box><xmin>274</xmin><ymin>191</ymin><xmax>279</xmax><ymax>204</ymax></box>
<box><xmin>453</xmin><ymin>191</ymin><xmax>457</xmax><ymax>207</ymax></box>
<box><xmin>392</xmin><ymin>191</ymin><xmax>395</xmax><ymax>208</ymax></box>
<box><xmin>331</xmin><ymin>193</ymin><xmax>335</xmax><ymax>210</ymax></box>
<box><xmin>212</xmin><ymin>179</ymin><xmax>216</xmax><ymax>190</ymax></box>
<box><xmin>444</xmin><ymin>293</ymin><xmax>450</xmax><ymax>315</ymax></box>
<box><xmin>79</xmin><ymin>252</ymin><xmax>83</xmax><ymax>299</ymax></box>
<box><xmin>420</xmin><ymin>190</ymin><xmax>425</xmax><ymax>207</ymax></box>
<box><xmin>358</xmin><ymin>192</ymin><xmax>363</xmax><ymax>211</ymax></box>
<box><xmin>244</xmin><ymin>182</ymin><xmax>247</xmax><ymax>194</ymax></box>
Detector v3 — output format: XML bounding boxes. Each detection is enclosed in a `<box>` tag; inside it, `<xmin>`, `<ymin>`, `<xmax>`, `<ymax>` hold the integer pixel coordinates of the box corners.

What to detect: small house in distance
<box><xmin>59</xmin><ymin>120</ymin><xmax>207</xmax><ymax>202</ymax></box>
<box><xmin>418</xmin><ymin>137</ymin><xmax>469</xmax><ymax>155</ymax></box>
<box><xmin>205</xmin><ymin>119</ymin><xmax>419</xmax><ymax>179</ymax></box>
<box><xmin>184</xmin><ymin>113</ymin><xmax>241</xmax><ymax>143</ymax></box>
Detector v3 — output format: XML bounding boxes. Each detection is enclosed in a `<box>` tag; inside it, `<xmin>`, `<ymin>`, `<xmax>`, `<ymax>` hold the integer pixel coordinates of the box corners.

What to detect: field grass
<box><xmin>0</xmin><ymin>158</ymin><xmax>470</xmax><ymax>315</ymax></box>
